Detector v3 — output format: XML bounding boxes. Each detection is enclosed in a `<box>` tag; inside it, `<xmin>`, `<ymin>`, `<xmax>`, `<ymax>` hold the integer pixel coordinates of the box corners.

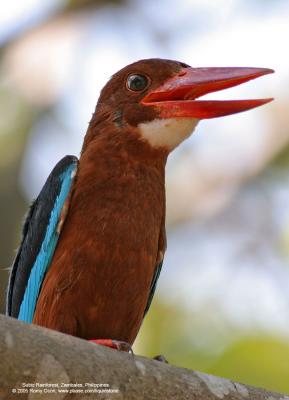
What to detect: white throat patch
<box><xmin>138</xmin><ymin>118</ymin><xmax>199</xmax><ymax>151</ymax></box>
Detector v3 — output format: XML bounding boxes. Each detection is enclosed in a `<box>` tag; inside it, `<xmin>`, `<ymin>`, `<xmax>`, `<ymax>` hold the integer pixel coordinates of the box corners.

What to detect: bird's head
<box><xmin>95</xmin><ymin>58</ymin><xmax>273</xmax><ymax>151</ymax></box>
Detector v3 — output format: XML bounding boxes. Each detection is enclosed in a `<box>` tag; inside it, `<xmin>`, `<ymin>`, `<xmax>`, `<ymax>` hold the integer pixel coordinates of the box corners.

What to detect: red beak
<box><xmin>142</xmin><ymin>67</ymin><xmax>274</xmax><ymax>119</ymax></box>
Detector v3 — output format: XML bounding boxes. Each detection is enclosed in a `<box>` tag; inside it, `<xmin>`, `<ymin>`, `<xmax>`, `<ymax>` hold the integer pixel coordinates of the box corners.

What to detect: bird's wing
<box><xmin>143</xmin><ymin>219</ymin><xmax>166</xmax><ymax>318</ymax></box>
<box><xmin>143</xmin><ymin>260</ymin><xmax>163</xmax><ymax>317</ymax></box>
<box><xmin>6</xmin><ymin>155</ymin><xmax>78</xmax><ymax>323</ymax></box>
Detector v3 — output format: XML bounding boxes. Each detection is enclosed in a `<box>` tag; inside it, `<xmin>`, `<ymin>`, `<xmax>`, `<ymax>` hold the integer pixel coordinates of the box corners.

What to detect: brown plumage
<box><xmin>33</xmin><ymin>120</ymin><xmax>167</xmax><ymax>343</ymax></box>
<box><xmin>22</xmin><ymin>58</ymin><xmax>272</xmax><ymax>346</ymax></box>
<box><xmin>32</xmin><ymin>59</ymin><xmax>179</xmax><ymax>342</ymax></box>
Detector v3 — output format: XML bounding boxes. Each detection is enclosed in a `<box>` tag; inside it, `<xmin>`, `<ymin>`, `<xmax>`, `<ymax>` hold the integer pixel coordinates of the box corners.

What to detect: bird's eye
<box><xmin>126</xmin><ymin>74</ymin><xmax>149</xmax><ymax>92</ymax></box>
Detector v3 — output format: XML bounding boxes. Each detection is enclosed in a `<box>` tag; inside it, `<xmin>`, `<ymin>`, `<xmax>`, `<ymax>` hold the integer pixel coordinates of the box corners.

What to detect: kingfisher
<box><xmin>6</xmin><ymin>59</ymin><xmax>273</xmax><ymax>352</ymax></box>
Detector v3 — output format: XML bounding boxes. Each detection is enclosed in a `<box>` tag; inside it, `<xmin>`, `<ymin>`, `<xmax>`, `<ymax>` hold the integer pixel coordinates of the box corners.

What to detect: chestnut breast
<box><xmin>33</xmin><ymin>131</ymin><xmax>166</xmax><ymax>344</ymax></box>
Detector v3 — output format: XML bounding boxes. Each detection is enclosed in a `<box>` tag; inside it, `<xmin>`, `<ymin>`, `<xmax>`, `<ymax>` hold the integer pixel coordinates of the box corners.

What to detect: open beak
<box><xmin>141</xmin><ymin>67</ymin><xmax>274</xmax><ymax>119</ymax></box>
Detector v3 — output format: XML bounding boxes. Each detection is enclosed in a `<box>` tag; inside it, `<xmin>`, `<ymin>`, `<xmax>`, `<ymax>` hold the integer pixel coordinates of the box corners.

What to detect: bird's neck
<box><xmin>81</xmin><ymin>106</ymin><xmax>168</xmax><ymax>171</ymax></box>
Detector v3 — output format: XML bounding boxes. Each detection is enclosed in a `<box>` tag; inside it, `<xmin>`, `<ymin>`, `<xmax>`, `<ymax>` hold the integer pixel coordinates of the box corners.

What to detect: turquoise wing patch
<box><xmin>18</xmin><ymin>161</ymin><xmax>77</xmax><ymax>323</ymax></box>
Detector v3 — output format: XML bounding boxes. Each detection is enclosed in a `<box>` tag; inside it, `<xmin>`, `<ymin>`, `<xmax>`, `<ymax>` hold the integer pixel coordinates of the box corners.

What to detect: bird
<box><xmin>6</xmin><ymin>58</ymin><xmax>273</xmax><ymax>352</ymax></box>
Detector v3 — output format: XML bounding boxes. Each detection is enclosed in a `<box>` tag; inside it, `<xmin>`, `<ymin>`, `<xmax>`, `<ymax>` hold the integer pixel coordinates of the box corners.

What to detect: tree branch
<box><xmin>0</xmin><ymin>314</ymin><xmax>287</xmax><ymax>399</ymax></box>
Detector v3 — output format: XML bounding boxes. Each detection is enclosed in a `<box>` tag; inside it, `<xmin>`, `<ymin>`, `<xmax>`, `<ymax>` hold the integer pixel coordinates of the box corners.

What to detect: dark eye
<box><xmin>126</xmin><ymin>74</ymin><xmax>149</xmax><ymax>92</ymax></box>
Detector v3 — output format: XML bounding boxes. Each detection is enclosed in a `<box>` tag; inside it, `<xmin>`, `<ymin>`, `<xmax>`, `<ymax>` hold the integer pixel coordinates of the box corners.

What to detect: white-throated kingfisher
<box><xmin>6</xmin><ymin>59</ymin><xmax>273</xmax><ymax>351</ymax></box>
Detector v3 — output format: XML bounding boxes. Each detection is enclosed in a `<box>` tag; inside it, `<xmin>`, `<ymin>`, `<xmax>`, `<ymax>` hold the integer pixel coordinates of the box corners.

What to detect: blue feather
<box><xmin>18</xmin><ymin>162</ymin><xmax>77</xmax><ymax>323</ymax></box>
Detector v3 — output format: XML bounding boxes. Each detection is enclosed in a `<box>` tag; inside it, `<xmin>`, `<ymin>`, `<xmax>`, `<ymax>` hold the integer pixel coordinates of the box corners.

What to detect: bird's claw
<box><xmin>112</xmin><ymin>340</ymin><xmax>134</xmax><ymax>353</ymax></box>
<box><xmin>89</xmin><ymin>338</ymin><xmax>134</xmax><ymax>354</ymax></box>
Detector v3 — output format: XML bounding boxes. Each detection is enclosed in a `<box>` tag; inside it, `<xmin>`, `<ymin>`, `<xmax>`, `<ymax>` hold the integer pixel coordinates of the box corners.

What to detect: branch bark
<box><xmin>0</xmin><ymin>314</ymin><xmax>287</xmax><ymax>399</ymax></box>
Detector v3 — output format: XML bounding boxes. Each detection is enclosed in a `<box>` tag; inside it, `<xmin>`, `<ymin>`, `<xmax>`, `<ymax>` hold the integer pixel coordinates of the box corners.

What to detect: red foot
<box><xmin>89</xmin><ymin>339</ymin><xmax>133</xmax><ymax>353</ymax></box>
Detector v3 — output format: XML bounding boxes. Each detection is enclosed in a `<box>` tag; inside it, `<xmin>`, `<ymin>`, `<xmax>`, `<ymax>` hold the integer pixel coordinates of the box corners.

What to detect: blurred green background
<box><xmin>1</xmin><ymin>0</ymin><xmax>289</xmax><ymax>394</ymax></box>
